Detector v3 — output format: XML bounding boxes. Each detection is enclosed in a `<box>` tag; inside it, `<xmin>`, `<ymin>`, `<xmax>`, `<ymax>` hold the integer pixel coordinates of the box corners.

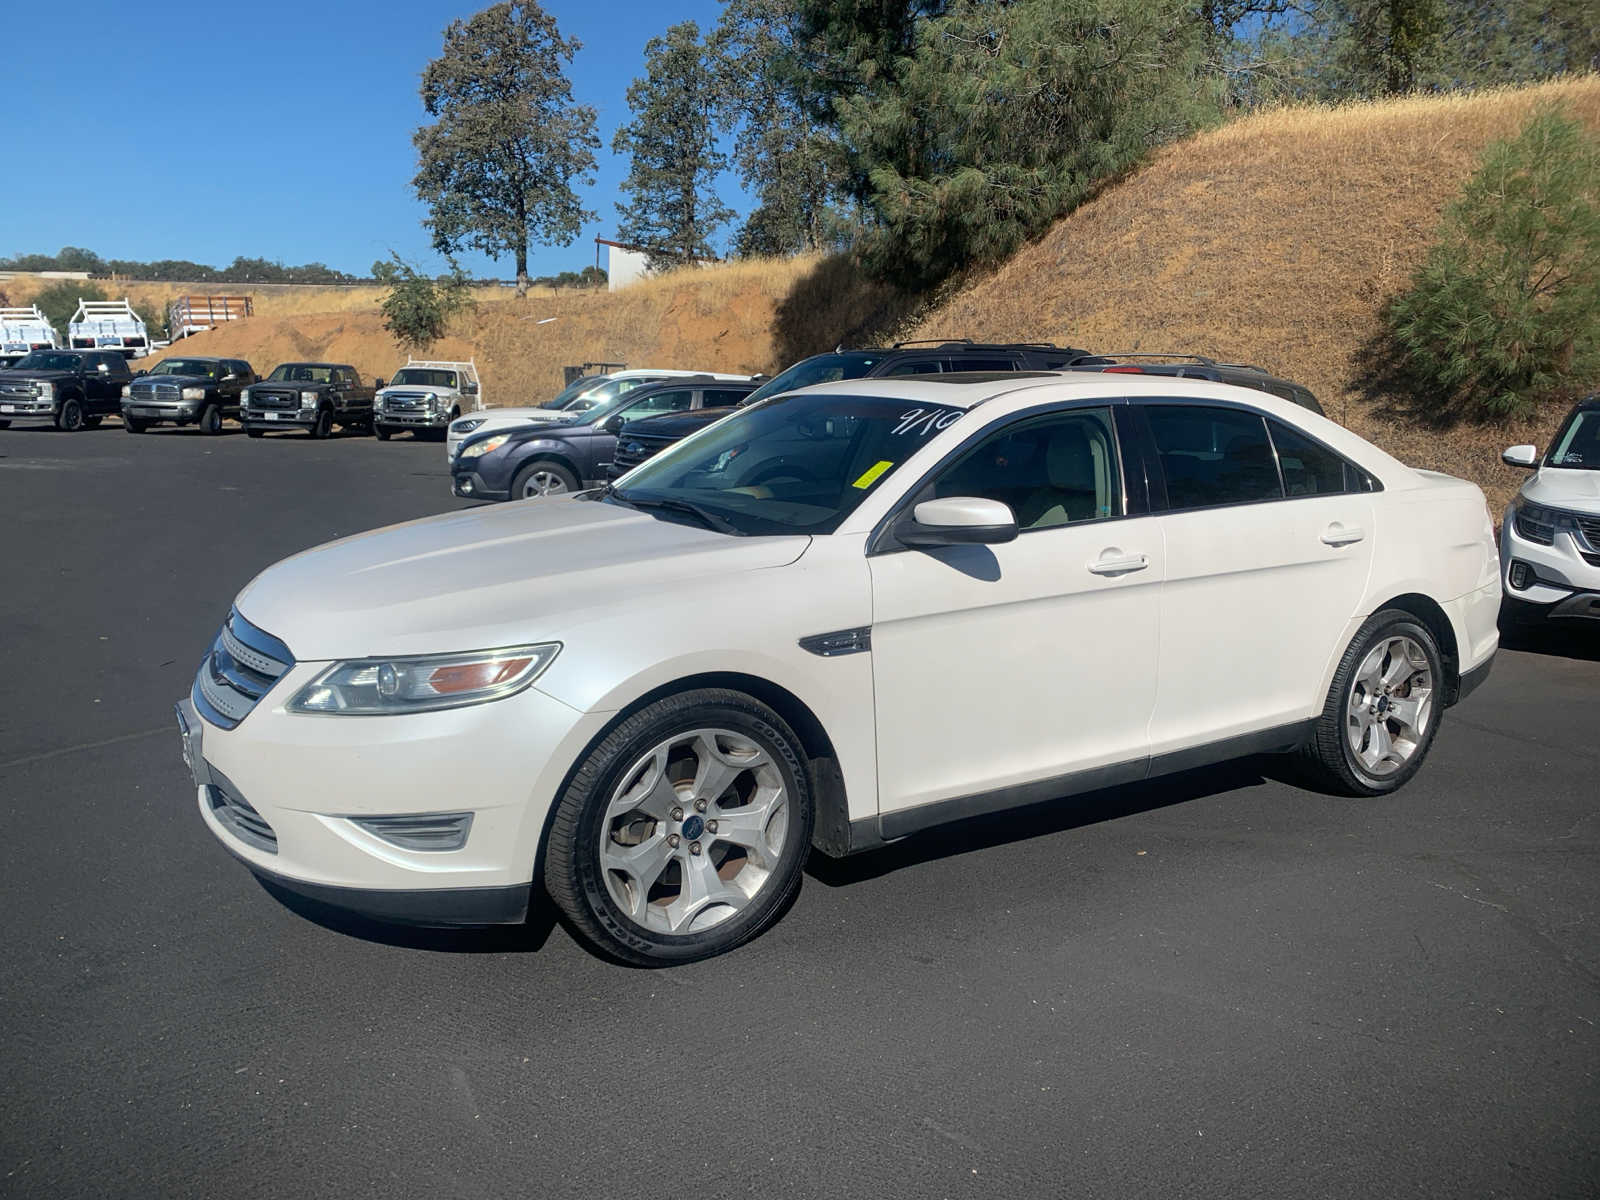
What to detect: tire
<box><xmin>198</xmin><ymin>404</ymin><xmax>222</xmax><ymax>435</ymax></box>
<box><xmin>0</xmin><ymin>419</ymin><xmax>10</xmax><ymax>429</ymax></box>
<box><xmin>124</xmin><ymin>416</ymin><xmax>150</xmax><ymax>434</ymax></box>
<box><xmin>511</xmin><ymin>459</ymin><xmax>579</xmax><ymax>499</ymax></box>
<box><xmin>82</xmin><ymin>415</ymin><xmax>103</xmax><ymax>429</ymax></box>
<box><xmin>246</xmin><ymin>428</ymin><xmax>265</xmax><ymax>439</ymax></box>
<box><xmin>1298</xmin><ymin>609</ymin><xmax>1444</xmax><ymax>796</ymax></box>
<box><xmin>311</xmin><ymin>407</ymin><xmax>333</xmax><ymax>439</ymax></box>
<box><xmin>374</xmin><ymin>424</ymin><xmax>392</xmax><ymax>441</ymax></box>
<box><xmin>55</xmin><ymin>397</ymin><xmax>84</xmax><ymax>432</ymax></box>
<box><xmin>544</xmin><ymin>688</ymin><xmax>815</xmax><ymax>966</ymax></box>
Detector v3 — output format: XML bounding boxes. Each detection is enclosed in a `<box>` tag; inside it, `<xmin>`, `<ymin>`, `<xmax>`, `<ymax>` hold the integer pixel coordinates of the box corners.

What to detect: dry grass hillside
<box><xmin>908</xmin><ymin>76</ymin><xmax>1600</xmax><ymax>513</ymax></box>
<box><xmin>1</xmin><ymin>276</ymin><xmax>390</xmax><ymax>320</ymax></box>
<box><xmin>129</xmin><ymin>256</ymin><xmax>817</xmax><ymax>402</ymax></box>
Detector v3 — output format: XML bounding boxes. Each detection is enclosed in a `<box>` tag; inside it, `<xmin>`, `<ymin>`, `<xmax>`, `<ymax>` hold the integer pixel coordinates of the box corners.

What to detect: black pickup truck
<box><xmin>122</xmin><ymin>356</ymin><xmax>258</xmax><ymax>434</ymax></box>
<box><xmin>240</xmin><ymin>362</ymin><xmax>379</xmax><ymax>439</ymax></box>
<box><xmin>0</xmin><ymin>349</ymin><xmax>132</xmax><ymax>431</ymax></box>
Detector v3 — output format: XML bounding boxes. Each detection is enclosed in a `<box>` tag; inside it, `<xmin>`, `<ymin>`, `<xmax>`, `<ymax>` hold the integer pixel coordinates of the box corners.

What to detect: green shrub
<box><xmin>371</xmin><ymin>255</ymin><xmax>475</xmax><ymax>352</ymax></box>
<box><xmin>1387</xmin><ymin>103</ymin><xmax>1600</xmax><ymax>420</ymax></box>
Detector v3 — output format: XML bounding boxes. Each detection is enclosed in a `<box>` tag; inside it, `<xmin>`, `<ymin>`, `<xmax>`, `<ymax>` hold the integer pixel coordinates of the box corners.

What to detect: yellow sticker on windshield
<box><xmin>853</xmin><ymin>460</ymin><xmax>894</xmax><ymax>489</ymax></box>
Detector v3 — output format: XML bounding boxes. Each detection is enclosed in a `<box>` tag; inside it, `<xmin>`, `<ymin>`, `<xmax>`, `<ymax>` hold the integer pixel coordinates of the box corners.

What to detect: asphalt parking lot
<box><xmin>2</xmin><ymin>422</ymin><xmax>1598</xmax><ymax>1199</ymax></box>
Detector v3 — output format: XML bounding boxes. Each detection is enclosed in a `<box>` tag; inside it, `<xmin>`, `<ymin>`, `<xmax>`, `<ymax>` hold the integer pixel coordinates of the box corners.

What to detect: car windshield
<box><xmin>1547</xmin><ymin>408</ymin><xmax>1600</xmax><ymax>470</ymax></box>
<box><xmin>148</xmin><ymin>359</ymin><xmax>219</xmax><ymax>378</ymax></box>
<box><xmin>10</xmin><ymin>351</ymin><xmax>81</xmax><ymax>371</ymax></box>
<box><xmin>391</xmin><ymin>368</ymin><xmax>457</xmax><ymax>388</ymax></box>
<box><xmin>611</xmin><ymin>392</ymin><xmax>966</xmax><ymax>535</ymax></box>
<box><xmin>566</xmin><ymin>377</ymin><xmax>660</xmax><ymax>420</ymax></box>
<box><xmin>267</xmin><ymin>364</ymin><xmax>336</xmax><ymax>383</ymax></box>
<box><xmin>541</xmin><ymin>375</ymin><xmax>603</xmax><ymax>409</ymax></box>
<box><xmin>740</xmin><ymin>353</ymin><xmax>886</xmax><ymax>405</ymax></box>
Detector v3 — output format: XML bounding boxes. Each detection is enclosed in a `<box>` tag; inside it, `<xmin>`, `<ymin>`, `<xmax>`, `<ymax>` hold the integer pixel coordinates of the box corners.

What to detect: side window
<box><xmin>619</xmin><ymin>389</ymin><xmax>693</xmax><ymax>424</ymax></box>
<box><xmin>881</xmin><ymin>359</ymin><xmax>942</xmax><ymax>376</ymax></box>
<box><xmin>930</xmin><ymin>408</ymin><xmax>1121</xmax><ymax>531</ymax></box>
<box><xmin>951</xmin><ymin>357</ymin><xmax>1020</xmax><ymax>372</ymax></box>
<box><xmin>1268</xmin><ymin>419</ymin><xmax>1352</xmax><ymax>497</ymax></box>
<box><xmin>702</xmin><ymin>389</ymin><xmax>749</xmax><ymax>407</ymax></box>
<box><xmin>339</xmin><ymin>367</ymin><xmax>358</xmax><ymax>387</ymax></box>
<box><xmin>1146</xmin><ymin>404</ymin><xmax>1282</xmax><ymax>510</ymax></box>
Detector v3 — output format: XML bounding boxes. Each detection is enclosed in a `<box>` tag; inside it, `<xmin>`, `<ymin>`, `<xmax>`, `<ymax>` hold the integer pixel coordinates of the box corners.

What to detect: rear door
<box><xmin>869</xmin><ymin>403</ymin><xmax>1164</xmax><ymax>825</ymax></box>
<box><xmin>1138</xmin><ymin>401</ymin><xmax>1375</xmax><ymax>755</ymax></box>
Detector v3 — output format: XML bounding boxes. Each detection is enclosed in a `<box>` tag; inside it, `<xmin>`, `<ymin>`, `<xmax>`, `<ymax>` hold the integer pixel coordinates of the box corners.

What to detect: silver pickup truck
<box><xmin>374</xmin><ymin>359</ymin><xmax>482</xmax><ymax>442</ymax></box>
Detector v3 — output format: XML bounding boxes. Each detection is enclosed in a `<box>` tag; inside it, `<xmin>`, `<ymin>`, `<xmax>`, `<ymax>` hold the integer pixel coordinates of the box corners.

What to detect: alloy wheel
<box><xmin>598</xmin><ymin>728</ymin><xmax>789</xmax><ymax>935</ymax></box>
<box><xmin>1345</xmin><ymin>635</ymin><xmax>1434</xmax><ymax>777</ymax></box>
<box><xmin>521</xmin><ymin>469</ymin><xmax>570</xmax><ymax>497</ymax></box>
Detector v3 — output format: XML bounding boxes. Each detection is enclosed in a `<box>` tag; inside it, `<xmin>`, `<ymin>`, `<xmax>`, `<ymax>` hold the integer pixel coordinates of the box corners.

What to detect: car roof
<box><xmin>274</xmin><ymin>361</ymin><xmax>350</xmax><ymax>369</ymax></box>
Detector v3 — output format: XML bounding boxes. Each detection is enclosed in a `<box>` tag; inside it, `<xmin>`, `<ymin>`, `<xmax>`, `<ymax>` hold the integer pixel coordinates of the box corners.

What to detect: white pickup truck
<box><xmin>374</xmin><ymin>359</ymin><xmax>482</xmax><ymax>442</ymax></box>
<box><xmin>68</xmin><ymin>299</ymin><xmax>150</xmax><ymax>358</ymax></box>
<box><xmin>0</xmin><ymin>306</ymin><xmax>62</xmax><ymax>366</ymax></box>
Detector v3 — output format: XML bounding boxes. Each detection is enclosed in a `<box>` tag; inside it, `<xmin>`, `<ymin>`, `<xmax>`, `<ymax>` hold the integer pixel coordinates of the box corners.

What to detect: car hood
<box><xmin>465</xmin><ymin>406</ymin><xmax>571</xmax><ymax>425</ymax></box>
<box><xmin>135</xmin><ymin>373</ymin><xmax>213</xmax><ymax>387</ymax></box>
<box><xmin>234</xmin><ymin>497</ymin><xmax>810</xmax><ymax>661</ymax></box>
<box><xmin>0</xmin><ymin>368</ymin><xmax>73</xmax><ymax>382</ymax></box>
<box><xmin>380</xmin><ymin>384</ymin><xmax>456</xmax><ymax>398</ymax></box>
<box><xmin>623</xmin><ymin>408</ymin><xmax>738</xmax><ymax>438</ymax></box>
<box><xmin>1522</xmin><ymin>468</ymin><xmax>1600</xmax><ymax>514</ymax></box>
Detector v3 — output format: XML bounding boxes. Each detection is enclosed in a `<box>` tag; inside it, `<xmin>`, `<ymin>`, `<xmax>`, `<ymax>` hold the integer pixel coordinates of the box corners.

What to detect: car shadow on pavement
<box><xmin>257</xmin><ymin>878</ymin><xmax>560</xmax><ymax>954</ymax></box>
<box><xmin>1497</xmin><ymin>617</ymin><xmax>1600</xmax><ymax>663</ymax></box>
<box><xmin>806</xmin><ymin>759</ymin><xmax>1272</xmax><ymax>887</ymax></box>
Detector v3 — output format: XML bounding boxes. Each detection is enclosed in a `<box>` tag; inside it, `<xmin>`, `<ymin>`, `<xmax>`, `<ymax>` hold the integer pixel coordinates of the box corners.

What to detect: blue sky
<box><xmin>3</xmin><ymin>0</ymin><xmax>745</xmax><ymax>279</ymax></box>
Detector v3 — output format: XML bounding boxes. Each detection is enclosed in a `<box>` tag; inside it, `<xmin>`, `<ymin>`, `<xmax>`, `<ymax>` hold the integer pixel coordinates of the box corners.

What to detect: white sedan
<box><xmin>179</xmin><ymin>374</ymin><xmax>1501</xmax><ymax>964</ymax></box>
<box><xmin>1499</xmin><ymin>396</ymin><xmax>1600</xmax><ymax>623</ymax></box>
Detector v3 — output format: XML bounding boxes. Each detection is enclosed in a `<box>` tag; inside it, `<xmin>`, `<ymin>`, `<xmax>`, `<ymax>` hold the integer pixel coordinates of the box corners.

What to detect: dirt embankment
<box><xmin>907</xmin><ymin>76</ymin><xmax>1600</xmax><ymax>513</ymax></box>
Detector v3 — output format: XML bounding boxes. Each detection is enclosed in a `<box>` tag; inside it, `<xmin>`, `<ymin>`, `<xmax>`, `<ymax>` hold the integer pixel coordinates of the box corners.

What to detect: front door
<box><xmin>869</xmin><ymin>406</ymin><xmax>1164</xmax><ymax>825</ymax></box>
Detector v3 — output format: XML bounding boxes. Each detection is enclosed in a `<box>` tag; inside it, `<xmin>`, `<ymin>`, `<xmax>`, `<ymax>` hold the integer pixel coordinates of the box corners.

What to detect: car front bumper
<box><xmin>178</xmin><ymin>661</ymin><xmax>609</xmax><ymax>926</ymax></box>
<box><xmin>377</xmin><ymin>410</ymin><xmax>449</xmax><ymax>427</ymax></box>
<box><xmin>1500</xmin><ymin>512</ymin><xmax>1600</xmax><ymax>620</ymax></box>
<box><xmin>242</xmin><ymin>410</ymin><xmax>315</xmax><ymax>429</ymax></box>
<box><xmin>451</xmin><ymin>468</ymin><xmax>510</xmax><ymax>501</ymax></box>
<box><xmin>123</xmin><ymin>400</ymin><xmax>205</xmax><ymax>422</ymax></box>
<box><xmin>0</xmin><ymin>398</ymin><xmax>57</xmax><ymax>422</ymax></box>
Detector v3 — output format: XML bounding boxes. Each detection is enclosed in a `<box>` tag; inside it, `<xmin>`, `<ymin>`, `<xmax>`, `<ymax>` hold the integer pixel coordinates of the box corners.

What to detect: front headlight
<box><xmin>1511</xmin><ymin>499</ymin><xmax>1565</xmax><ymax>545</ymax></box>
<box><xmin>35</xmin><ymin>381</ymin><xmax>54</xmax><ymax>399</ymax></box>
<box><xmin>452</xmin><ymin>418</ymin><xmax>486</xmax><ymax>435</ymax></box>
<box><xmin>181</xmin><ymin>387</ymin><xmax>205</xmax><ymax>400</ymax></box>
<box><xmin>458</xmin><ymin>433</ymin><xmax>511</xmax><ymax>459</ymax></box>
<box><xmin>300</xmin><ymin>390</ymin><xmax>320</xmax><ymax>405</ymax></box>
<box><xmin>121</xmin><ymin>385</ymin><xmax>131</xmax><ymax>398</ymax></box>
<box><xmin>288</xmin><ymin>643</ymin><xmax>560</xmax><ymax>715</ymax></box>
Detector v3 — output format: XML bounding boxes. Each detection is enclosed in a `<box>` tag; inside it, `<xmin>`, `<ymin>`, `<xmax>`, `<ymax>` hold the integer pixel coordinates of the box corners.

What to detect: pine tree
<box><xmin>412</xmin><ymin>2</ymin><xmax>599</xmax><ymax>297</ymax></box>
<box><xmin>613</xmin><ymin>22</ymin><xmax>734</xmax><ymax>267</ymax></box>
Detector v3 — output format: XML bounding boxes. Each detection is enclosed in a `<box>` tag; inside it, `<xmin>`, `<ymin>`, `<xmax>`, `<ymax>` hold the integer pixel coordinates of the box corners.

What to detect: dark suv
<box><xmin>123</xmin><ymin>356</ymin><xmax>258</xmax><ymax>434</ymax></box>
<box><xmin>1066</xmin><ymin>354</ymin><xmax>1324</xmax><ymax>414</ymax></box>
<box><xmin>452</xmin><ymin>376</ymin><xmax>760</xmax><ymax>501</ymax></box>
<box><xmin>0</xmin><ymin>349</ymin><xmax>132</xmax><ymax>431</ymax></box>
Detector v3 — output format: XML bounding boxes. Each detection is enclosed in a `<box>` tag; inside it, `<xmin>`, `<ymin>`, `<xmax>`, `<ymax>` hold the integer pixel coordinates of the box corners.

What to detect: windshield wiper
<box><xmin>618</xmin><ymin>493</ymin><xmax>741</xmax><ymax>535</ymax></box>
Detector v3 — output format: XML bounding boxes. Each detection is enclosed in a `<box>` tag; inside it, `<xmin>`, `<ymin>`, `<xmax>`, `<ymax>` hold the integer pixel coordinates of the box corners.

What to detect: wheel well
<box><xmin>1377</xmin><ymin>593</ymin><xmax>1462</xmax><ymax>703</ymax></box>
<box><xmin>533</xmin><ymin>672</ymin><xmax>851</xmax><ymax>875</ymax></box>
<box><xmin>516</xmin><ymin>451</ymin><xmax>581</xmax><ymax>483</ymax></box>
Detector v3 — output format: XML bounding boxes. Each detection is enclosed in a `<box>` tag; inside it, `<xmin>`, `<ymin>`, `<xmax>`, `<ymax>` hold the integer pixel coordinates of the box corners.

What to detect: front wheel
<box><xmin>544</xmin><ymin>689</ymin><xmax>814</xmax><ymax>966</ymax></box>
<box><xmin>124</xmin><ymin>416</ymin><xmax>150</xmax><ymax>433</ymax></box>
<box><xmin>82</xmin><ymin>415</ymin><xmax>103</xmax><ymax>429</ymax></box>
<box><xmin>374</xmin><ymin>424</ymin><xmax>392</xmax><ymax>441</ymax></box>
<box><xmin>246</xmin><ymin>428</ymin><xmax>265</xmax><ymax>439</ymax></box>
<box><xmin>511</xmin><ymin>459</ymin><xmax>578</xmax><ymax>499</ymax></box>
<box><xmin>56</xmin><ymin>398</ymin><xmax>84</xmax><ymax>431</ymax></box>
<box><xmin>1298</xmin><ymin>610</ymin><xmax>1443</xmax><ymax>796</ymax></box>
<box><xmin>198</xmin><ymin>404</ymin><xmax>222</xmax><ymax>435</ymax></box>
<box><xmin>311</xmin><ymin>408</ymin><xmax>333</xmax><ymax>439</ymax></box>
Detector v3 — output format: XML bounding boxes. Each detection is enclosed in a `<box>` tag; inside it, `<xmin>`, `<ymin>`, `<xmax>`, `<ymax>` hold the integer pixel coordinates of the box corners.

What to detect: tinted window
<box><xmin>1269</xmin><ymin>419</ymin><xmax>1350</xmax><ymax>497</ymax></box>
<box><xmin>619</xmin><ymin>389</ymin><xmax>693</xmax><ymax>424</ymax></box>
<box><xmin>932</xmin><ymin>408</ymin><xmax>1120</xmax><ymax>530</ymax></box>
<box><xmin>740</xmin><ymin>353</ymin><xmax>884</xmax><ymax>404</ymax></box>
<box><xmin>1147</xmin><ymin>405</ymin><xmax>1282</xmax><ymax>510</ymax></box>
<box><xmin>881</xmin><ymin>359</ymin><xmax>942</xmax><ymax>376</ymax></box>
<box><xmin>951</xmin><ymin>357</ymin><xmax>1019</xmax><ymax>372</ymax></box>
<box><xmin>702</xmin><ymin>389</ymin><xmax>750</xmax><ymax>408</ymax></box>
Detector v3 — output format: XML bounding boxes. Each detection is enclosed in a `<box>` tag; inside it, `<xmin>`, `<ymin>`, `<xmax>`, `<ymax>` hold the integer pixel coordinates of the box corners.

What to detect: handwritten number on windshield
<box><xmin>892</xmin><ymin>408</ymin><xmax>962</xmax><ymax>437</ymax></box>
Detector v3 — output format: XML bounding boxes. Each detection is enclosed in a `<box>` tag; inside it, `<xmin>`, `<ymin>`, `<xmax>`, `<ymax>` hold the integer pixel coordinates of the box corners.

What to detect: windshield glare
<box><xmin>391</xmin><ymin>368</ymin><xmax>457</xmax><ymax>388</ymax></box>
<box><xmin>569</xmin><ymin>378</ymin><xmax>660</xmax><ymax>420</ymax></box>
<box><xmin>11</xmin><ymin>351</ymin><xmax>81</xmax><ymax>371</ymax></box>
<box><xmin>1547</xmin><ymin>409</ymin><xmax>1599</xmax><ymax>470</ymax></box>
<box><xmin>267</xmin><ymin>364</ymin><xmax>335</xmax><ymax>384</ymax></box>
<box><xmin>149</xmin><ymin>359</ymin><xmax>219</xmax><ymax>378</ymax></box>
<box><xmin>613</xmin><ymin>393</ymin><xmax>966</xmax><ymax>535</ymax></box>
<box><xmin>740</xmin><ymin>353</ymin><xmax>884</xmax><ymax>405</ymax></box>
<box><xmin>541</xmin><ymin>375</ymin><xmax>603</xmax><ymax>409</ymax></box>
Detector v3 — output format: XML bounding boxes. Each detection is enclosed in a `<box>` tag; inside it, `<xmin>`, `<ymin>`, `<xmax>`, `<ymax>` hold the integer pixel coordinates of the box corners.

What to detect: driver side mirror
<box><xmin>895</xmin><ymin>496</ymin><xmax>1018</xmax><ymax>547</ymax></box>
<box><xmin>603</xmin><ymin>415</ymin><xmax>626</xmax><ymax>435</ymax></box>
<box><xmin>134</xmin><ymin>369</ymin><xmax>147</xmax><ymax>377</ymax></box>
<box><xmin>464</xmin><ymin>382</ymin><xmax>479</xmax><ymax>395</ymax></box>
<box><xmin>1502</xmin><ymin>444</ymin><xmax>1539</xmax><ymax>468</ymax></box>
<box><xmin>374</xmin><ymin>378</ymin><xmax>386</xmax><ymax>390</ymax></box>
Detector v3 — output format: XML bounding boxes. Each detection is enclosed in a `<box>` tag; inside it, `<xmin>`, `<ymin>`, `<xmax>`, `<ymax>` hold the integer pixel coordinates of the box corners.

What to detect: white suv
<box><xmin>1499</xmin><ymin>397</ymin><xmax>1600</xmax><ymax>623</ymax></box>
<box><xmin>179</xmin><ymin>374</ymin><xmax>1500</xmax><ymax>964</ymax></box>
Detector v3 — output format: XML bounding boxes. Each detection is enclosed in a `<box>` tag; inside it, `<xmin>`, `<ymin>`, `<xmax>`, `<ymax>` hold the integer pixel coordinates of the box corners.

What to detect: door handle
<box><xmin>1320</xmin><ymin>523</ymin><xmax>1366</xmax><ymax>547</ymax></box>
<box><xmin>1087</xmin><ymin>552</ymin><xmax>1149</xmax><ymax>576</ymax></box>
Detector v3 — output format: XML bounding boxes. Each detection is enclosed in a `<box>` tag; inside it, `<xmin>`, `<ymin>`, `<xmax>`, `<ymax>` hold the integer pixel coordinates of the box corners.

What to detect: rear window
<box><xmin>1147</xmin><ymin>405</ymin><xmax>1282</xmax><ymax>510</ymax></box>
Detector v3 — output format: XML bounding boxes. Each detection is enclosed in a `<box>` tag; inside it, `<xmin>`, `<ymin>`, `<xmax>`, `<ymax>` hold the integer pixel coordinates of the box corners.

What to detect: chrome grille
<box><xmin>0</xmin><ymin>381</ymin><xmax>38</xmax><ymax>399</ymax></box>
<box><xmin>192</xmin><ymin>609</ymin><xmax>294</xmax><ymax>730</ymax></box>
<box><xmin>1577</xmin><ymin>516</ymin><xmax>1600</xmax><ymax>549</ymax></box>
<box><xmin>250</xmin><ymin>388</ymin><xmax>300</xmax><ymax>410</ymax></box>
<box><xmin>382</xmin><ymin>391</ymin><xmax>433</xmax><ymax>413</ymax></box>
<box><xmin>131</xmin><ymin>381</ymin><xmax>180</xmax><ymax>402</ymax></box>
<box><xmin>612</xmin><ymin>433</ymin><xmax>675</xmax><ymax>471</ymax></box>
<box><xmin>207</xmin><ymin>768</ymin><xmax>277</xmax><ymax>853</ymax></box>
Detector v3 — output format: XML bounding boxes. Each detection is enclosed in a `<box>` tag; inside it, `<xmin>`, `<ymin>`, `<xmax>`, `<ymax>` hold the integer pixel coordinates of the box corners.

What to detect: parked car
<box><xmin>607</xmin><ymin>404</ymin><xmax>743</xmax><ymax>478</ymax></box>
<box><xmin>1499</xmin><ymin>395</ymin><xmax>1600</xmax><ymax>624</ymax></box>
<box><xmin>240</xmin><ymin>362</ymin><xmax>377</xmax><ymax>439</ymax></box>
<box><xmin>374</xmin><ymin>359</ymin><xmax>482</xmax><ymax>442</ymax></box>
<box><xmin>0</xmin><ymin>349</ymin><xmax>132</xmax><ymax>430</ymax></box>
<box><xmin>121</xmin><ymin>356</ymin><xmax>258</xmax><ymax>434</ymax></box>
<box><xmin>1066</xmin><ymin>353</ymin><xmax>1324</xmax><ymax>414</ymax></box>
<box><xmin>444</xmin><ymin>369</ymin><xmax>749</xmax><ymax>465</ymax></box>
<box><xmin>452</xmin><ymin>377</ymin><xmax>760</xmax><ymax>499</ymax></box>
<box><xmin>1</xmin><ymin>304</ymin><xmax>62</xmax><ymax>366</ymax></box>
<box><xmin>180</xmin><ymin>374</ymin><xmax>1500</xmax><ymax>965</ymax></box>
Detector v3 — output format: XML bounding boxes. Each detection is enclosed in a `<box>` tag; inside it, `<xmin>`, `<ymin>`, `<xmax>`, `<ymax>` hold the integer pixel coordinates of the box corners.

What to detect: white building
<box><xmin>594</xmin><ymin>238</ymin><xmax>652</xmax><ymax>291</ymax></box>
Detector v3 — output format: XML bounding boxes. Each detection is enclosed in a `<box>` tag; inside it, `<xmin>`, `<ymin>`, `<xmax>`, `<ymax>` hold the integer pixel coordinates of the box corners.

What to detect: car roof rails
<box><xmin>1068</xmin><ymin>352</ymin><xmax>1219</xmax><ymax>366</ymax></box>
<box><xmin>891</xmin><ymin>338</ymin><xmax>976</xmax><ymax>349</ymax></box>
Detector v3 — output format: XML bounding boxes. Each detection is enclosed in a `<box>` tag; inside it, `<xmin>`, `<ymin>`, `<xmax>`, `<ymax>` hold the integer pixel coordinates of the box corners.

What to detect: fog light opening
<box><xmin>1508</xmin><ymin>560</ymin><xmax>1532</xmax><ymax>591</ymax></box>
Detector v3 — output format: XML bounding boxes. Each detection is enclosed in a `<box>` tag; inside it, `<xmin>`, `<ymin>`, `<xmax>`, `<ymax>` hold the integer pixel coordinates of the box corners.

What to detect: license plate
<box><xmin>135</xmin><ymin>407</ymin><xmax>159</xmax><ymax>416</ymax></box>
<box><xmin>264</xmin><ymin>412</ymin><xmax>281</xmax><ymax>421</ymax></box>
<box><xmin>0</xmin><ymin>404</ymin><xmax>13</xmax><ymax>414</ymax></box>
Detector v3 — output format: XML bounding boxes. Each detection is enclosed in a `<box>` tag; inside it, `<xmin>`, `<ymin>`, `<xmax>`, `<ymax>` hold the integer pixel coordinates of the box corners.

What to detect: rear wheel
<box><xmin>1298</xmin><ymin>610</ymin><xmax>1443</xmax><ymax>796</ymax></box>
<box><xmin>544</xmin><ymin>689</ymin><xmax>814</xmax><ymax>966</ymax></box>
<box><xmin>512</xmin><ymin>459</ymin><xmax>578</xmax><ymax>499</ymax></box>
<box><xmin>198</xmin><ymin>404</ymin><xmax>222</xmax><ymax>435</ymax></box>
<box><xmin>56</xmin><ymin>398</ymin><xmax>84</xmax><ymax>431</ymax></box>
